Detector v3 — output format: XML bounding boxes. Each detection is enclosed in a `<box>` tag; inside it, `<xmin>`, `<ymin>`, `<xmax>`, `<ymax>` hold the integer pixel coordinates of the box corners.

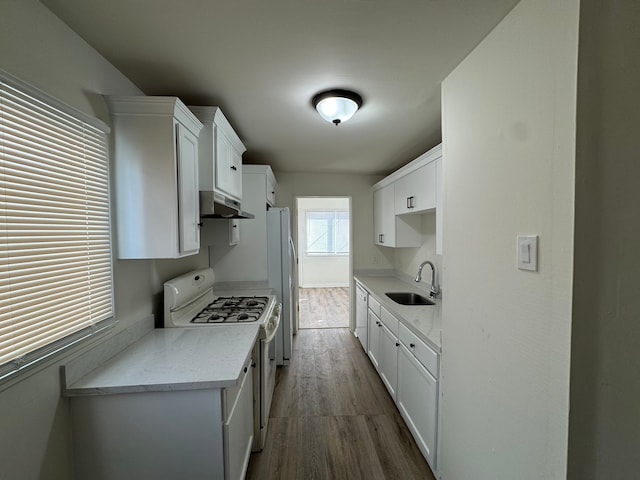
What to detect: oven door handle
<box><xmin>262</xmin><ymin>303</ymin><xmax>282</xmax><ymax>343</ymax></box>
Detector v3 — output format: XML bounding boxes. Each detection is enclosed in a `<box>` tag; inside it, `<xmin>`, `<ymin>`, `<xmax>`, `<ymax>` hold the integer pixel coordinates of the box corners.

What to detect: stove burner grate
<box><xmin>190</xmin><ymin>296</ymin><xmax>269</xmax><ymax>324</ymax></box>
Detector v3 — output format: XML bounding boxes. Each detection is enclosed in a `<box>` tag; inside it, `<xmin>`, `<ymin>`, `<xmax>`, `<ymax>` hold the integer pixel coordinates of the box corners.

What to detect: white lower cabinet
<box><xmin>378</xmin><ymin>307</ymin><xmax>399</xmax><ymax>400</ymax></box>
<box><xmin>355</xmin><ymin>283</ymin><xmax>368</xmax><ymax>351</ymax></box>
<box><xmin>378</xmin><ymin>321</ymin><xmax>399</xmax><ymax>400</ymax></box>
<box><xmin>367</xmin><ymin>308</ymin><xmax>381</xmax><ymax>371</ymax></box>
<box><xmin>70</xmin><ymin>357</ymin><xmax>254</xmax><ymax>480</ymax></box>
<box><xmin>223</xmin><ymin>358</ymin><xmax>254</xmax><ymax>480</ymax></box>
<box><xmin>398</xmin><ymin>342</ymin><xmax>438</xmax><ymax>471</ymax></box>
<box><xmin>363</xmin><ymin>298</ymin><xmax>440</xmax><ymax>475</ymax></box>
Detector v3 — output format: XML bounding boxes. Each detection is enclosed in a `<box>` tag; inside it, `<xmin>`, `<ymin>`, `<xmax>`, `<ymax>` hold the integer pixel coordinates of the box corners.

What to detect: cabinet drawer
<box><xmin>399</xmin><ymin>323</ymin><xmax>439</xmax><ymax>377</ymax></box>
<box><xmin>380</xmin><ymin>306</ymin><xmax>399</xmax><ymax>336</ymax></box>
<box><xmin>368</xmin><ymin>295</ymin><xmax>381</xmax><ymax>317</ymax></box>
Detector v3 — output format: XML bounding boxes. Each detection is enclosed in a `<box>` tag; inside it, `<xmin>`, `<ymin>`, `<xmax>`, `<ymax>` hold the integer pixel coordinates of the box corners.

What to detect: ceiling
<box><xmin>42</xmin><ymin>0</ymin><xmax>519</xmax><ymax>176</ymax></box>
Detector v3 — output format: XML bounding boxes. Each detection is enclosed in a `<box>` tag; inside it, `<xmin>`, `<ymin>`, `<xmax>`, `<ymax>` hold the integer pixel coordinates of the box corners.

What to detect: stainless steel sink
<box><xmin>385</xmin><ymin>292</ymin><xmax>435</xmax><ymax>306</ymax></box>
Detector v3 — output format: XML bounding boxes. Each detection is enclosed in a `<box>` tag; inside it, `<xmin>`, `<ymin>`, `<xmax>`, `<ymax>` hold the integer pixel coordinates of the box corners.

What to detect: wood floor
<box><xmin>246</xmin><ymin>328</ymin><xmax>436</xmax><ymax>480</ymax></box>
<box><xmin>298</xmin><ymin>288</ymin><xmax>350</xmax><ymax>329</ymax></box>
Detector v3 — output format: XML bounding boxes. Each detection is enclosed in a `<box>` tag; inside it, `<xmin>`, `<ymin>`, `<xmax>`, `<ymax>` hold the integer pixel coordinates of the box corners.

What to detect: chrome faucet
<box><xmin>415</xmin><ymin>260</ymin><xmax>440</xmax><ymax>298</ymax></box>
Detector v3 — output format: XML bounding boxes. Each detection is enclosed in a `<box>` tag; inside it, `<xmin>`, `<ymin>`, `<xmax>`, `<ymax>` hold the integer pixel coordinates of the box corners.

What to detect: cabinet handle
<box><xmin>251</xmin><ymin>362</ymin><xmax>256</xmax><ymax>368</ymax></box>
<box><xmin>231</xmin><ymin>165</ymin><xmax>237</xmax><ymax>171</ymax></box>
<box><xmin>197</xmin><ymin>222</ymin><xmax>203</xmax><ymax>227</ymax></box>
<box><xmin>407</xmin><ymin>197</ymin><xmax>411</xmax><ymax>209</ymax></box>
<box><xmin>232</xmin><ymin>224</ymin><xmax>237</xmax><ymax>228</ymax></box>
<box><xmin>243</xmin><ymin>366</ymin><xmax>248</xmax><ymax>373</ymax></box>
<box><xmin>410</xmin><ymin>343</ymin><xmax>415</xmax><ymax>348</ymax></box>
<box><xmin>395</xmin><ymin>342</ymin><xmax>400</xmax><ymax>347</ymax></box>
<box><xmin>380</xmin><ymin>234</ymin><xmax>384</xmax><ymax>244</ymax></box>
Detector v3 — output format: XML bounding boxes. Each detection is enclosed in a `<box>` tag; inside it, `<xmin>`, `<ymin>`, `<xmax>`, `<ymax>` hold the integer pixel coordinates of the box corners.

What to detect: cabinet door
<box><xmin>373</xmin><ymin>184</ymin><xmax>395</xmax><ymax>246</ymax></box>
<box><xmin>229</xmin><ymin>219</ymin><xmax>240</xmax><ymax>246</ymax></box>
<box><xmin>367</xmin><ymin>309</ymin><xmax>381</xmax><ymax>371</ymax></box>
<box><xmin>215</xmin><ymin>130</ymin><xmax>233</xmax><ymax>196</ymax></box>
<box><xmin>229</xmin><ymin>150</ymin><xmax>243</xmax><ymax>200</ymax></box>
<box><xmin>355</xmin><ymin>285</ymin><xmax>368</xmax><ymax>352</ymax></box>
<box><xmin>374</xmin><ymin>184</ymin><xmax>421</xmax><ymax>248</ymax></box>
<box><xmin>398</xmin><ymin>344</ymin><xmax>438</xmax><ymax>470</ymax></box>
<box><xmin>394</xmin><ymin>161</ymin><xmax>437</xmax><ymax>215</ymax></box>
<box><xmin>266</xmin><ymin>176</ymin><xmax>276</xmax><ymax>206</ymax></box>
<box><xmin>224</xmin><ymin>363</ymin><xmax>253</xmax><ymax>480</ymax></box>
<box><xmin>378</xmin><ymin>321</ymin><xmax>398</xmax><ymax>400</ymax></box>
<box><xmin>176</xmin><ymin>122</ymin><xmax>200</xmax><ymax>255</ymax></box>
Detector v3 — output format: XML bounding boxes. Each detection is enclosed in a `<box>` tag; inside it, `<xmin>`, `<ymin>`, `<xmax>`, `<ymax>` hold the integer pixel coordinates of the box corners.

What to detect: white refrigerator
<box><xmin>267</xmin><ymin>207</ymin><xmax>297</xmax><ymax>366</ymax></box>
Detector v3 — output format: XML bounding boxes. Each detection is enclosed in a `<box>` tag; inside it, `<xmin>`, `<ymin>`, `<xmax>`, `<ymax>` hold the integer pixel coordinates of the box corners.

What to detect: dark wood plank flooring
<box><xmin>246</xmin><ymin>328</ymin><xmax>436</xmax><ymax>480</ymax></box>
<box><xmin>299</xmin><ymin>288</ymin><xmax>350</xmax><ymax>329</ymax></box>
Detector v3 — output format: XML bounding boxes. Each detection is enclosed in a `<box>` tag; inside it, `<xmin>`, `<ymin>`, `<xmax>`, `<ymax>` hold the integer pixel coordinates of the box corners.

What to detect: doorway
<box><xmin>296</xmin><ymin>197</ymin><xmax>351</xmax><ymax>329</ymax></box>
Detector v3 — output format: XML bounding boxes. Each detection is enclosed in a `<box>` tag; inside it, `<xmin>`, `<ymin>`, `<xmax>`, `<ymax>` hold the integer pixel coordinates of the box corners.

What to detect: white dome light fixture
<box><xmin>312</xmin><ymin>89</ymin><xmax>363</xmax><ymax>126</ymax></box>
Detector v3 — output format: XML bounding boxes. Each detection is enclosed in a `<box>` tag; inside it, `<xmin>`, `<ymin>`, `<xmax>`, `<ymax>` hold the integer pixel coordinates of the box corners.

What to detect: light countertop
<box><xmin>354</xmin><ymin>272</ymin><xmax>441</xmax><ymax>351</ymax></box>
<box><xmin>64</xmin><ymin>325</ymin><xmax>259</xmax><ymax>396</ymax></box>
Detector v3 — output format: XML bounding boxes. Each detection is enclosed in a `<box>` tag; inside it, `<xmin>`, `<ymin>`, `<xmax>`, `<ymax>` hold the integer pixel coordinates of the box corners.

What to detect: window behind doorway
<box><xmin>305</xmin><ymin>210</ymin><xmax>349</xmax><ymax>255</ymax></box>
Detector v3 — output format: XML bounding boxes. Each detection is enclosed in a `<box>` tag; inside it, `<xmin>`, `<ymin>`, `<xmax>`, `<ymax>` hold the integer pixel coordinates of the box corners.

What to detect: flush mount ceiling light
<box><xmin>312</xmin><ymin>89</ymin><xmax>363</xmax><ymax>126</ymax></box>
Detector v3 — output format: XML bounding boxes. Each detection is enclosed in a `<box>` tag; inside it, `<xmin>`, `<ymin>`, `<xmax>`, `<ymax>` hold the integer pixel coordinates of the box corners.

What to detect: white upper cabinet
<box><xmin>106</xmin><ymin>96</ymin><xmax>203</xmax><ymax>259</ymax></box>
<box><xmin>176</xmin><ymin>124</ymin><xmax>200</xmax><ymax>254</ymax></box>
<box><xmin>189</xmin><ymin>106</ymin><xmax>246</xmax><ymax>203</ymax></box>
<box><xmin>394</xmin><ymin>160</ymin><xmax>437</xmax><ymax>214</ymax></box>
<box><xmin>374</xmin><ymin>184</ymin><xmax>421</xmax><ymax>248</ymax></box>
<box><xmin>372</xmin><ymin>143</ymin><xmax>442</xmax><ymax>249</ymax></box>
<box><xmin>374</xmin><ymin>184</ymin><xmax>395</xmax><ymax>246</ymax></box>
<box><xmin>266</xmin><ymin>172</ymin><xmax>277</xmax><ymax>207</ymax></box>
<box><xmin>243</xmin><ymin>164</ymin><xmax>278</xmax><ymax>208</ymax></box>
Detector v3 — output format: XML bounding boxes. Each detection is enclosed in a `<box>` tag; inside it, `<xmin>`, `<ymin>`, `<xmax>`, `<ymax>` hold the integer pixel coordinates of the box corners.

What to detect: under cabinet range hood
<box><xmin>200</xmin><ymin>191</ymin><xmax>255</xmax><ymax>219</ymax></box>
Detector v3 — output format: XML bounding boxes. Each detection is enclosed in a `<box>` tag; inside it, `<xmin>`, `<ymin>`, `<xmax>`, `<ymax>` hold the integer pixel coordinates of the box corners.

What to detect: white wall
<box><xmin>393</xmin><ymin>212</ymin><xmax>440</xmax><ymax>290</ymax></box>
<box><xmin>205</xmin><ymin>169</ymin><xmax>270</xmax><ymax>283</ymax></box>
<box><xmin>568</xmin><ymin>0</ymin><xmax>640</xmax><ymax>477</ymax></box>
<box><xmin>0</xmin><ymin>2</ymin><xmax>208</xmax><ymax>478</ymax></box>
<box><xmin>297</xmin><ymin>197</ymin><xmax>350</xmax><ymax>287</ymax></box>
<box><xmin>440</xmin><ymin>0</ymin><xmax>579</xmax><ymax>478</ymax></box>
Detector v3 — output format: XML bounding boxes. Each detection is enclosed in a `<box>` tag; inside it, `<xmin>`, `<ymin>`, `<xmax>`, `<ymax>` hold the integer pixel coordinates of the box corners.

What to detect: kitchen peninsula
<box><xmin>64</xmin><ymin>326</ymin><xmax>259</xmax><ymax>480</ymax></box>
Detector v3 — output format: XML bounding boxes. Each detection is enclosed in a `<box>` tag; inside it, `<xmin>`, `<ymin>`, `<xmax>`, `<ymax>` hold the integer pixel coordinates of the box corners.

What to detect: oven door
<box><xmin>256</xmin><ymin>304</ymin><xmax>280</xmax><ymax>451</ymax></box>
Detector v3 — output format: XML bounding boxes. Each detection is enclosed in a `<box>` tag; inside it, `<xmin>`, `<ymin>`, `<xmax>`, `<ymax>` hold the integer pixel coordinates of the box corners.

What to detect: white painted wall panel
<box><xmin>568</xmin><ymin>0</ymin><xmax>640</xmax><ymax>477</ymax></box>
<box><xmin>440</xmin><ymin>0</ymin><xmax>579</xmax><ymax>478</ymax></box>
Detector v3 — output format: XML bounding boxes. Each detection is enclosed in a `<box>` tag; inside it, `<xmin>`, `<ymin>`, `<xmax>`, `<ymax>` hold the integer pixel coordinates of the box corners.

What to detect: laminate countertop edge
<box><xmin>354</xmin><ymin>272</ymin><xmax>442</xmax><ymax>351</ymax></box>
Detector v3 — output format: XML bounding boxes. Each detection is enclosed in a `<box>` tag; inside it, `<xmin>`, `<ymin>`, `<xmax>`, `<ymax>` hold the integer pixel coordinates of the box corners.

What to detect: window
<box><xmin>305</xmin><ymin>210</ymin><xmax>349</xmax><ymax>255</ymax></box>
<box><xmin>0</xmin><ymin>70</ymin><xmax>114</xmax><ymax>379</ymax></box>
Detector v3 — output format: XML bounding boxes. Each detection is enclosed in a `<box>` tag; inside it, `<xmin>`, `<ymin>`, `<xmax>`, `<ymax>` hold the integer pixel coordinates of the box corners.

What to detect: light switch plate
<box><xmin>517</xmin><ymin>235</ymin><xmax>538</xmax><ymax>271</ymax></box>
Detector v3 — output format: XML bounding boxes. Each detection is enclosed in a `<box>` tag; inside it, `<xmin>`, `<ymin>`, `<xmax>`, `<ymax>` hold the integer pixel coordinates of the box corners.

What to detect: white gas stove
<box><xmin>164</xmin><ymin>268</ymin><xmax>279</xmax><ymax>339</ymax></box>
<box><xmin>163</xmin><ymin>268</ymin><xmax>280</xmax><ymax>451</ymax></box>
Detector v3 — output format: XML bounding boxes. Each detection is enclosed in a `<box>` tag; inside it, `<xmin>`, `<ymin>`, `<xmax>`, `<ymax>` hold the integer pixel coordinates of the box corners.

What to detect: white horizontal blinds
<box><xmin>0</xmin><ymin>76</ymin><xmax>114</xmax><ymax>375</ymax></box>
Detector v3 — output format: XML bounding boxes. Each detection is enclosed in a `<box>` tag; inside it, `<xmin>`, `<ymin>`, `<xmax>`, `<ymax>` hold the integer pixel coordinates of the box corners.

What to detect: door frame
<box><xmin>294</xmin><ymin>196</ymin><xmax>353</xmax><ymax>331</ymax></box>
